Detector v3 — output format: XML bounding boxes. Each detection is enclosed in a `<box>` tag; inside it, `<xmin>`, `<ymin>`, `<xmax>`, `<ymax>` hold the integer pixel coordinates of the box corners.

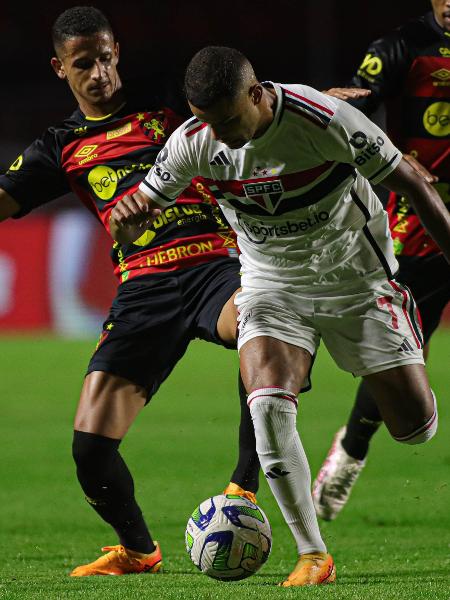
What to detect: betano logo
<box><xmin>88</xmin><ymin>162</ymin><xmax>152</xmax><ymax>201</ymax></box>
<box><xmin>8</xmin><ymin>155</ymin><xmax>23</xmax><ymax>171</ymax></box>
<box><xmin>88</xmin><ymin>165</ymin><xmax>118</xmax><ymax>200</ymax></box>
<box><xmin>423</xmin><ymin>102</ymin><xmax>450</xmax><ymax>137</ymax></box>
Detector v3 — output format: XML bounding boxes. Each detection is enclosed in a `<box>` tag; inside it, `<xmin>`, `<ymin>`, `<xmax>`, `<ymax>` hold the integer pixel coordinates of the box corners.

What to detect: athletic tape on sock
<box><xmin>394</xmin><ymin>390</ymin><xmax>438</xmax><ymax>444</ymax></box>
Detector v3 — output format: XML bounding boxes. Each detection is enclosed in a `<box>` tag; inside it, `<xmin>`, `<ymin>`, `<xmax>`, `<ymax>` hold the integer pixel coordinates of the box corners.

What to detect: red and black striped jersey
<box><xmin>0</xmin><ymin>87</ymin><xmax>238</xmax><ymax>282</ymax></box>
<box><xmin>348</xmin><ymin>11</ymin><xmax>450</xmax><ymax>258</ymax></box>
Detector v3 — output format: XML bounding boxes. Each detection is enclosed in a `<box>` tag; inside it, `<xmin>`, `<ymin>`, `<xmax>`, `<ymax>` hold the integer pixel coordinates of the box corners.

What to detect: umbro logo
<box><xmin>209</xmin><ymin>151</ymin><xmax>231</xmax><ymax>166</ymax></box>
<box><xmin>397</xmin><ymin>338</ymin><xmax>415</xmax><ymax>353</ymax></box>
<box><xmin>265</xmin><ymin>466</ymin><xmax>290</xmax><ymax>479</ymax></box>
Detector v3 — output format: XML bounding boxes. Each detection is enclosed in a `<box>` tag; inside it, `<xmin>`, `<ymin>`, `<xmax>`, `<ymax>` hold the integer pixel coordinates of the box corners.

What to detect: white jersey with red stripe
<box><xmin>140</xmin><ymin>82</ymin><xmax>403</xmax><ymax>292</ymax></box>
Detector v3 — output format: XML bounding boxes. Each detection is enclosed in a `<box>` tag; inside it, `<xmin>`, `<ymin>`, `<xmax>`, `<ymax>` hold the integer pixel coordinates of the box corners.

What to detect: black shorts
<box><xmin>87</xmin><ymin>258</ymin><xmax>241</xmax><ymax>401</ymax></box>
<box><xmin>396</xmin><ymin>254</ymin><xmax>450</xmax><ymax>344</ymax></box>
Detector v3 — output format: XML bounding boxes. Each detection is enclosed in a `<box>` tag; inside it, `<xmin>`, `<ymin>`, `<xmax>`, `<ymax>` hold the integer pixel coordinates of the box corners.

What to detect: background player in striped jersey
<box><xmin>313</xmin><ymin>0</ymin><xmax>450</xmax><ymax>521</ymax></box>
<box><xmin>0</xmin><ymin>6</ymin><xmax>262</xmax><ymax>578</ymax></box>
<box><xmin>117</xmin><ymin>45</ymin><xmax>450</xmax><ymax>586</ymax></box>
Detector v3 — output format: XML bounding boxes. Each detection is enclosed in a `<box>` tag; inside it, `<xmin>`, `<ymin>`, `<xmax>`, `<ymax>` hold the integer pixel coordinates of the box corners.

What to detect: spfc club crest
<box><xmin>243</xmin><ymin>180</ymin><xmax>284</xmax><ymax>214</ymax></box>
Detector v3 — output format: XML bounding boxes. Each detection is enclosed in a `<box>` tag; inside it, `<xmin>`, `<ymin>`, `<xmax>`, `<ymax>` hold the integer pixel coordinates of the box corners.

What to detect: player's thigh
<box><xmin>186</xmin><ymin>258</ymin><xmax>241</xmax><ymax>347</ymax></box>
<box><xmin>239</xmin><ymin>335</ymin><xmax>312</xmax><ymax>394</ymax></box>
<box><xmin>235</xmin><ymin>288</ymin><xmax>317</xmax><ymax>393</ymax></box>
<box><xmin>75</xmin><ymin>371</ymin><xmax>147</xmax><ymax>439</ymax></box>
<box><xmin>363</xmin><ymin>363</ymin><xmax>434</xmax><ymax>438</ymax></box>
<box><xmin>83</xmin><ymin>274</ymin><xmax>191</xmax><ymax>436</ymax></box>
<box><xmin>319</xmin><ymin>278</ymin><xmax>424</xmax><ymax>378</ymax></box>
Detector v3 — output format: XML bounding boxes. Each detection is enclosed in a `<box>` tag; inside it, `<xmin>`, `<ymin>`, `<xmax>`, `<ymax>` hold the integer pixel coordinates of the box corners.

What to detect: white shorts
<box><xmin>235</xmin><ymin>278</ymin><xmax>424</xmax><ymax>378</ymax></box>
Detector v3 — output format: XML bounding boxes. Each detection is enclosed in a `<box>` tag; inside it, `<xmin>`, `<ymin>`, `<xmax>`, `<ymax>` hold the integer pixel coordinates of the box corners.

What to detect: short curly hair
<box><xmin>52</xmin><ymin>6</ymin><xmax>113</xmax><ymax>51</ymax></box>
<box><xmin>184</xmin><ymin>46</ymin><xmax>251</xmax><ymax>109</ymax></box>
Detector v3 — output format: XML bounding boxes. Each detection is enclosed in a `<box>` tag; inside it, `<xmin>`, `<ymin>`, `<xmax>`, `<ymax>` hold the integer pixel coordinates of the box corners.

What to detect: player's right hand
<box><xmin>323</xmin><ymin>87</ymin><xmax>371</xmax><ymax>100</ymax></box>
<box><xmin>111</xmin><ymin>190</ymin><xmax>162</xmax><ymax>226</ymax></box>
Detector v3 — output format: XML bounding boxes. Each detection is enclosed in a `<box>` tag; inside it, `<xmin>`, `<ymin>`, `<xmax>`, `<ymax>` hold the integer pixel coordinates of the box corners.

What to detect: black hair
<box><xmin>184</xmin><ymin>46</ymin><xmax>251</xmax><ymax>109</ymax></box>
<box><xmin>52</xmin><ymin>6</ymin><xmax>113</xmax><ymax>51</ymax></box>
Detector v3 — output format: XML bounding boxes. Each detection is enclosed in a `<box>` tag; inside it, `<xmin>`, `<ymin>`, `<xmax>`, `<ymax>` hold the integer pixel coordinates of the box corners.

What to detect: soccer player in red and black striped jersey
<box><xmin>0</xmin><ymin>6</ymin><xmax>259</xmax><ymax>576</ymax></box>
<box><xmin>313</xmin><ymin>0</ymin><xmax>450</xmax><ymax>521</ymax></box>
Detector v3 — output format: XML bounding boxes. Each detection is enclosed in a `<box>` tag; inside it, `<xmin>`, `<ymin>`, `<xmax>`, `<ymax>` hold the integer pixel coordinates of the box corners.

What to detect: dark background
<box><xmin>0</xmin><ymin>0</ymin><xmax>431</xmax><ymax>160</ymax></box>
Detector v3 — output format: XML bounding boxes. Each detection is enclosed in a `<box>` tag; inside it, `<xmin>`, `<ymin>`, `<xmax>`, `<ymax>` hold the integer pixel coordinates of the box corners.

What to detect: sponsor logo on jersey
<box><xmin>74</xmin><ymin>126</ymin><xmax>88</xmax><ymax>136</ymax></box>
<box><xmin>88</xmin><ymin>162</ymin><xmax>152</xmax><ymax>200</ymax></box>
<box><xmin>75</xmin><ymin>144</ymin><xmax>99</xmax><ymax>165</ymax></box>
<box><xmin>153</xmin><ymin>165</ymin><xmax>172</xmax><ymax>181</ymax></box>
<box><xmin>8</xmin><ymin>155</ymin><xmax>23</xmax><ymax>171</ymax></box>
<box><xmin>132</xmin><ymin>204</ymin><xmax>208</xmax><ymax>246</ymax></box>
<box><xmin>155</xmin><ymin>147</ymin><xmax>169</xmax><ymax>164</ymax></box>
<box><xmin>243</xmin><ymin>180</ymin><xmax>284</xmax><ymax>214</ymax></box>
<box><xmin>106</xmin><ymin>122</ymin><xmax>132</xmax><ymax>140</ymax></box>
<box><xmin>152</xmin><ymin>148</ymin><xmax>171</xmax><ymax>180</ymax></box>
<box><xmin>422</xmin><ymin>102</ymin><xmax>450</xmax><ymax>137</ymax></box>
<box><xmin>349</xmin><ymin>131</ymin><xmax>385</xmax><ymax>165</ymax></box>
<box><xmin>133</xmin><ymin>241</ymin><xmax>216</xmax><ymax>267</ymax></box>
<box><xmin>237</xmin><ymin>211</ymin><xmax>330</xmax><ymax>243</ymax></box>
<box><xmin>357</xmin><ymin>53</ymin><xmax>383</xmax><ymax>82</ymax></box>
<box><xmin>431</xmin><ymin>68</ymin><xmax>450</xmax><ymax>87</ymax></box>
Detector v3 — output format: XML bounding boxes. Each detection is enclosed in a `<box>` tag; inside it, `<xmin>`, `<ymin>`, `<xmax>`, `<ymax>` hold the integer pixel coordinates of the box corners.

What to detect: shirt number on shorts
<box><xmin>377</xmin><ymin>295</ymin><xmax>399</xmax><ymax>329</ymax></box>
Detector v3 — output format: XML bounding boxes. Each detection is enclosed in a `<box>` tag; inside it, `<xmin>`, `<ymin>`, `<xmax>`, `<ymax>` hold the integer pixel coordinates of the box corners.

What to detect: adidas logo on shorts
<box><xmin>397</xmin><ymin>338</ymin><xmax>415</xmax><ymax>352</ymax></box>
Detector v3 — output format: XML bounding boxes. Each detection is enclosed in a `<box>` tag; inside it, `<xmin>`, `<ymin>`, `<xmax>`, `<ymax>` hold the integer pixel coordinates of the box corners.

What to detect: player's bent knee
<box><xmin>72</xmin><ymin>430</ymin><xmax>120</xmax><ymax>471</ymax></box>
<box><xmin>247</xmin><ymin>388</ymin><xmax>298</xmax><ymax>454</ymax></box>
<box><xmin>392</xmin><ymin>392</ymin><xmax>438</xmax><ymax>445</ymax></box>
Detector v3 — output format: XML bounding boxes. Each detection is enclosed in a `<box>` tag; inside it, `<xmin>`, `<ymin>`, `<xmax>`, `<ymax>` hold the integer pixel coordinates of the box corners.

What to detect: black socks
<box><xmin>229</xmin><ymin>372</ymin><xmax>260</xmax><ymax>493</ymax></box>
<box><xmin>72</xmin><ymin>430</ymin><xmax>155</xmax><ymax>554</ymax></box>
<box><xmin>341</xmin><ymin>380</ymin><xmax>382</xmax><ymax>461</ymax></box>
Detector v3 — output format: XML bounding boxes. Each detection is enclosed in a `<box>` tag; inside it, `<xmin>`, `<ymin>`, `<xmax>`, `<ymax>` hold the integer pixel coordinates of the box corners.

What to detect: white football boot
<box><xmin>312</xmin><ymin>427</ymin><xmax>366</xmax><ymax>520</ymax></box>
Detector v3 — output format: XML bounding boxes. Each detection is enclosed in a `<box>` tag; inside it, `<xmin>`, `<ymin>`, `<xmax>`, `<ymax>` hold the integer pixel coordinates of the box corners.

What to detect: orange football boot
<box><xmin>70</xmin><ymin>542</ymin><xmax>162</xmax><ymax>576</ymax></box>
<box><xmin>280</xmin><ymin>552</ymin><xmax>336</xmax><ymax>587</ymax></box>
<box><xmin>223</xmin><ymin>482</ymin><xmax>258</xmax><ymax>505</ymax></box>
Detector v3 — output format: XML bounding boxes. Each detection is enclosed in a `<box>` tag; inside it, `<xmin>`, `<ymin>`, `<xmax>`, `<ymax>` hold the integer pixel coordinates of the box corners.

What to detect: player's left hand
<box><xmin>111</xmin><ymin>190</ymin><xmax>161</xmax><ymax>226</ymax></box>
<box><xmin>323</xmin><ymin>87</ymin><xmax>371</xmax><ymax>100</ymax></box>
<box><xmin>402</xmin><ymin>154</ymin><xmax>438</xmax><ymax>184</ymax></box>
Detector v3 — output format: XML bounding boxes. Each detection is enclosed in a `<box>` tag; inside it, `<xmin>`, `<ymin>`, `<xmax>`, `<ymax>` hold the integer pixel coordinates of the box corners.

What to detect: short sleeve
<box><xmin>313</xmin><ymin>99</ymin><xmax>402</xmax><ymax>185</ymax></box>
<box><xmin>0</xmin><ymin>130</ymin><xmax>69</xmax><ymax>218</ymax></box>
<box><xmin>139</xmin><ymin>123</ymin><xmax>196</xmax><ymax>206</ymax></box>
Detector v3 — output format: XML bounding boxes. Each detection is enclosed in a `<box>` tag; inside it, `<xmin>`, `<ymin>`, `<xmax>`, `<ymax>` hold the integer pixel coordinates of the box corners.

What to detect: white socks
<box><xmin>248</xmin><ymin>387</ymin><xmax>326</xmax><ymax>554</ymax></box>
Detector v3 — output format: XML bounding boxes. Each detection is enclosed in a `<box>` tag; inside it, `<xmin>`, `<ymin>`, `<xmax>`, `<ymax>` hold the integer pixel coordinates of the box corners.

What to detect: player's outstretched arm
<box><xmin>381</xmin><ymin>157</ymin><xmax>450</xmax><ymax>263</ymax></box>
<box><xmin>0</xmin><ymin>188</ymin><xmax>21</xmax><ymax>222</ymax></box>
<box><xmin>109</xmin><ymin>190</ymin><xmax>162</xmax><ymax>245</ymax></box>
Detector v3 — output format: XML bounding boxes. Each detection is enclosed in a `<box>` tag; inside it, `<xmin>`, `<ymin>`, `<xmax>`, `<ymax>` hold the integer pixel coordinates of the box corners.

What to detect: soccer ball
<box><xmin>185</xmin><ymin>494</ymin><xmax>272</xmax><ymax>581</ymax></box>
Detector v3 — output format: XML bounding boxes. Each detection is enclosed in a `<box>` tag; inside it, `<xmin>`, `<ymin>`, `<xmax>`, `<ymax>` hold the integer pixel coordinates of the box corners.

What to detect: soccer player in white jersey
<box><xmin>110</xmin><ymin>47</ymin><xmax>450</xmax><ymax>587</ymax></box>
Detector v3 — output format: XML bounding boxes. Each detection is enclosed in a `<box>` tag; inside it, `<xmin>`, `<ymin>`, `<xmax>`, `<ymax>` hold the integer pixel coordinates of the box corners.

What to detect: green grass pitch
<box><xmin>0</xmin><ymin>330</ymin><xmax>449</xmax><ymax>599</ymax></box>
